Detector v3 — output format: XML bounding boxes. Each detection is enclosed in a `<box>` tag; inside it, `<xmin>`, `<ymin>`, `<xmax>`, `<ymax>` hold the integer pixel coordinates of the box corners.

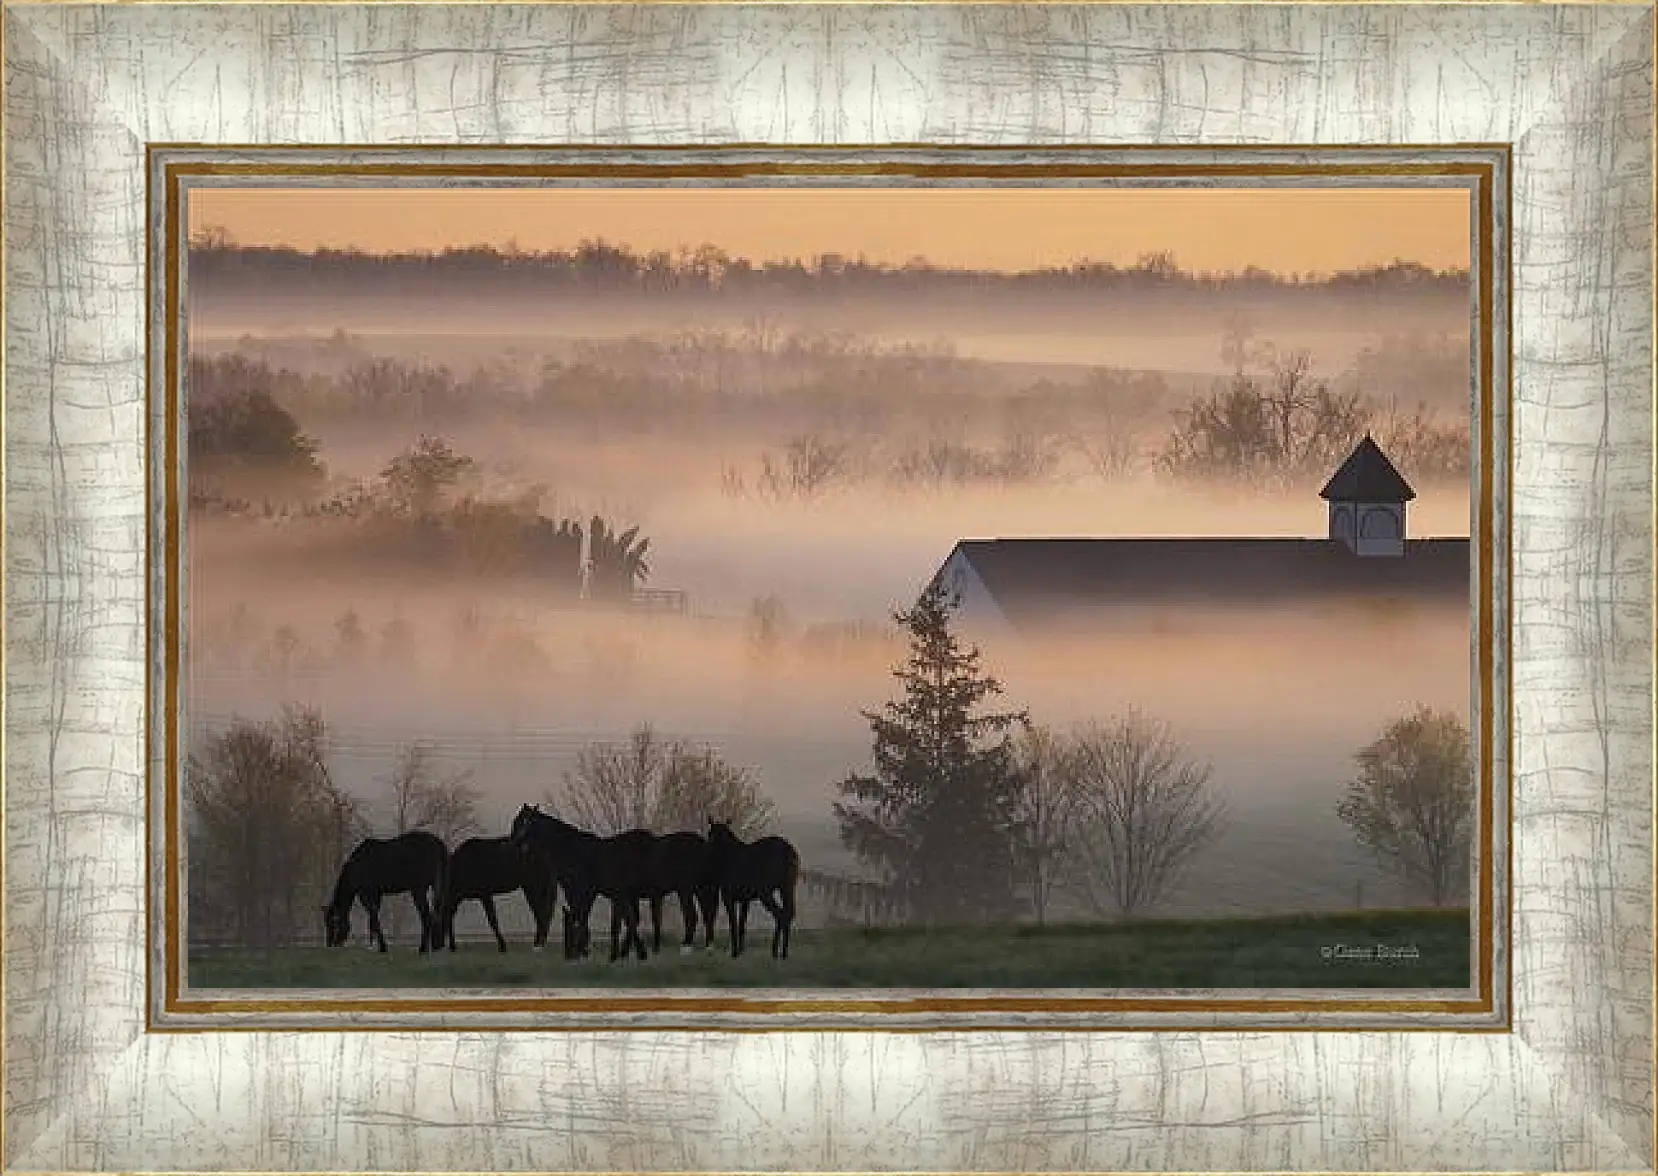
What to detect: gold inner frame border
<box><xmin>147</xmin><ymin>145</ymin><xmax>1511</xmax><ymax>1031</ymax></box>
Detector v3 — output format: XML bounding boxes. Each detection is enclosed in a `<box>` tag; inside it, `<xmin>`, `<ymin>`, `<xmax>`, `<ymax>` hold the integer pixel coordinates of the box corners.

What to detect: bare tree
<box><xmin>265</xmin><ymin>624</ymin><xmax>302</xmax><ymax>677</ymax></box>
<box><xmin>1136</xmin><ymin>250</ymin><xmax>1179</xmax><ymax>278</ymax></box>
<box><xmin>746</xmin><ymin>594</ymin><xmax>791</xmax><ymax>660</ymax></box>
<box><xmin>1218</xmin><ymin>312</ymin><xmax>1265</xmax><ymax>376</ymax></box>
<box><xmin>551</xmin><ymin>724</ymin><xmax>776</xmax><ymax>837</ymax></box>
<box><xmin>384</xmin><ymin>742</ymin><xmax>483</xmax><ymax>846</ymax></box>
<box><xmin>1261</xmin><ymin>350</ymin><xmax>1318</xmax><ymax>464</ymax></box>
<box><xmin>1011</xmin><ymin>724</ymin><xmax>1075</xmax><ymax>927</ymax></box>
<box><xmin>1069</xmin><ymin>368</ymin><xmax>1167</xmax><ymax>484</ymax></box>
<box><xmin>656</xmin><ymin>743</ymin><xmax>777</xmax><ymax>838</ymax></box>
<box><xmin>741</xmin><ymin>314</ymin><xmax>781</xmax><ymax>395</ymax></box>
<box><xmin>1162</xmin><ymin>346</ymin><xmax>1366</xmax><ymax>485</ymax></box>
<box><xmin>378</xmin><ymin>614</ymin><xmax>418</xmax><ymax>668</ymax></box>
<box><xmin>756</xmin><ymin>434</ymin><xmax>854</xmax><ymax>500</ymax></box>
<box><xmin>380</xmin><ymin>743</ymin><xmax>482</xmax><ymax>940</ymax></box>
<box><xmin>190</xmin><ymin>222</ymin><xmax>234</xmax><ymax>249</ymax></box>
<box><xmin>1336</xmin><ymin>706</ymin><xmax>1473</xmax><ymax>907</ymax></box>
<box><xmin>1060</xmin><ymin>712</ymin><xmax>1228</xmax><ymax>919</ymax></box>
<box><xmin>1074</xmin><ymin>428</ymin><xmax>1140</xmax><ymax>483</ymax></box>
<box><xmin>551</xmin><ymin>726</ymin><xmax>667</xmax><ymax>833</ymax></box>
<box><xmin>1161</xmin><ymin>370</ymin><xmax>1277</xmax><ymax>481</ymax></box>
<box><xmin>994</xmin><ymin>427</ymin><xmax>1062</xmax><ymax>484</ymax></box>
<box><xmin>186</xmin><ymin>705</ymin><xmax>363</xmax><ymax>947</ymax></box>
<box><xmin>719</xmin><ymin>463</ymin><xmax>749</xmax><ymax>499</ymax></box>
<box><xmin>1264</xmin><ymin>350</ymin><xmax>1369</xmax><ymax>475</ymax></box>
<box><xmin>1368</xmin><ymin>397</ymin><xmax>1472</xmax><ymax>481</ymax></box>
<box><xmin>333</xmin><ymin>608</ymin><xmax>367</xmax><ymax>665</ymax></box>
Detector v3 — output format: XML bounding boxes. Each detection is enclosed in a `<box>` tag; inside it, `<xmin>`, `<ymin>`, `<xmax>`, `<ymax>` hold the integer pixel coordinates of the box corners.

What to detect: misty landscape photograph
<box><xmin>181</xmin><ymin>184</ymin><xmax>1479</xmax><ymax>991</ymax></box>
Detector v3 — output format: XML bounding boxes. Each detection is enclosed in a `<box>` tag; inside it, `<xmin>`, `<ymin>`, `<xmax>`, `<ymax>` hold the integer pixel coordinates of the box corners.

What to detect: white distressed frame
<box><xmin>3</xmin><ymin>3</ymin><xmax>1652</xmax><ymax>1171</ymax></box>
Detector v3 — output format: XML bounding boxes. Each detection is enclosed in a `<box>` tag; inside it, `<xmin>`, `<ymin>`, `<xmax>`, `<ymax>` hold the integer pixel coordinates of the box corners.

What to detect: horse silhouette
<box><xmin>587</xmin><ymin>828</ymin><xmax>657</xmax><ymax>961</ymax></box>
<box><xmin>440</xmin><ymin>836</ymin><xmax>556</xmax><ymax>952</ymax></box>
<box><xmin>577</xmin><ymin>826</ymin><xmax>721</xmax><ymax>957</ymax></box>
<box><xmin>321</xmin><ymin>830</ymin><xmax>448</xmax><ymax>953</ymax></box>
<box><xmin>707</xmin><ymin>821</ymin><xmax>800</xmax><ymax>959</ymax></box>
<box><xmin>640</xmin><ymin>831</ymin><xmax>721</xmax><ymax>954</ymax></box>
<box><xmin>508</xmin><ymin>805</ymin><xmax>651</xmax><ymax>961</ymax></box>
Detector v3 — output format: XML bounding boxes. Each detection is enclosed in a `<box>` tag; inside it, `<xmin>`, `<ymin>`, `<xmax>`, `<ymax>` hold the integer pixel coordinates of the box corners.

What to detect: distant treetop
<box><xmin>187</xmin><ymin>238</ymin><xmax>1470</xmax><ymax>297</ymax></box>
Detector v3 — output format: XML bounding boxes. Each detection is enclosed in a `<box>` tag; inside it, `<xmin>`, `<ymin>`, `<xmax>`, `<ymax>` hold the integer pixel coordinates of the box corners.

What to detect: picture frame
<box><xmin>156</xmin><ymin>143</ymin><xmax>1506</xmax><ymax>1032</ymax></box>
<box><xmin>3</xmin><ymin>1</ymin><xmax>1652</xmax><ymax>1172</ymax></box>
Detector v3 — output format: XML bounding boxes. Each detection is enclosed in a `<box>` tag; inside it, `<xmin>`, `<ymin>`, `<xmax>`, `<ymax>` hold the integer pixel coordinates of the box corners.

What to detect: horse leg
<box><xmin>481</xmin><ymin>895</ymin><xmax>507</xmax><ymax>953</ymax></box>
<box><xmin>678</xmin><ymin>889</ymin><xmax>697</xmax><ymax>954</ymax></box>
<box><xmin>610</xmin><ymin>897</ymin><xmax>643</xmax><ymax>962</ymax></box>
<box><xmin>759</xmin><ymin>893</ymin><xmax>786</xmax><ymax>959</ymax></box>
<box><xmin>531</xmin><ymin>888</ymin><xmax>551</xmax><ymax>951</ymax></box>
<box><xmin>561</xmin><ymin>907</ymin><xmax>578</xmax><ymax>960</ymax></box>
<box><xmin>725</xmin><ymin>896</ymin><xmax>741</xmax><ymax>959</ymax></box>
<box><xmin>782</xmin><ymin>883</ymin><xmax>795</xmax><ymax>959</ymax></box>
<box><xmin>735</xmin><ymin>899</ymin><xmax>752</xmax><ymax>959</ymax></box>
<box><xmin>365</xmin><ymin>897</ymin><xmax>388</xmax><ymax>954</ymax></box>
<box><xmin>627</xmin><ymin>898</ymin><xmax>648</xmax><ymax>961</ymax></box>
<box><xmin>444</xmin><ymin>895</ymin><xmax>460</xmax><ymax>952</ymax></box>
<box><xmin>700</xmin><ymin>887</ymin><xmax>720</xmax><ymax>950</ymax></box>
<box><xmin>650</xmin><ymin>895</ymin><xmax>664</xmax><ymax>954</ymax></box>
<box><xmin>574</xmin><ymin>892</ymin><xmax>596</xmax><ymax>959</ymax></box>
<box><xmin>410</xmin><ymin>887</ymin><xmax>436</xmax><ymax>954</ymax></box>
<box><xmin>561</xmin><ymin>889</ymin><xmax>587</xmax><ymax>960</ymax></box>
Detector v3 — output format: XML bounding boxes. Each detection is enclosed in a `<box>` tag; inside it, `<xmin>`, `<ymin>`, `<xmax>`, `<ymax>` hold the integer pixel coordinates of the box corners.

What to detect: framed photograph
<box><xmin>5</xmin><ymin>2</ymin><xmax>1652</xmax><ymax>1173</ymax></box>
<box><xmin>162</xmin><ymin>147</ymin><xmax>1505</xmax><ymax>1033</ymax></box>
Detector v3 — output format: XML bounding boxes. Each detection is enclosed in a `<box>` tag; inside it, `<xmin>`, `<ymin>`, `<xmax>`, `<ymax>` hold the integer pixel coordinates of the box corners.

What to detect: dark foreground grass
<box><xmin>190</xmin><ymin>907</ymin><xmax>1471</xmax><ymax>990</ymax></box>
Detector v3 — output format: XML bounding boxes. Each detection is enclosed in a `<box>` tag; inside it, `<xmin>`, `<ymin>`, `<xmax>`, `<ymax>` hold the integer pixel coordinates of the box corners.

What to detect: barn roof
<box><xmin>1319</xmin><ymin>435</ymin><xmax>1417</xmax><ymax>503</ymax></box>
<box><xmin>936</xmin><ymin>537</ymin><xmax>1470</xmax><ymax>629</ymax></box>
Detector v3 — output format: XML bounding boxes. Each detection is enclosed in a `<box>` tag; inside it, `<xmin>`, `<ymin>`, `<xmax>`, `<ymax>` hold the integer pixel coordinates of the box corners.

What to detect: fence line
<box><xmin>799</xmin><ymin>868</ymin><xmax>905</xmax><ymax>926</ymax></box>
<box><xmin>629</xmin><ymin>588</ymin><xmax>689</xmax><ymax>615</ymax></box>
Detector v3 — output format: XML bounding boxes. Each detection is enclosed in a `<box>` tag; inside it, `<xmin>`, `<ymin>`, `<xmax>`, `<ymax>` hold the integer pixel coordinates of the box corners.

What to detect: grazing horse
<box><xmin>321</xmin><ymin>830</ymin><xmax>449</xmax><ymax>954</ymax></box>
<box><xmin>440</xmin><ymin>836</ymin><xmax>557</xmax><ymax>953</ymax></box>
<box><xmin>640</xmin><ymin>831</ymin><xmax>721</xmax><ymax>954</ymax></box>
<box><xmin>508</xmin><ymin>805</ymin><xmax>651</xmax><ymax>961</ymax></box>
<box><xmin>706</xmin><ymin>821</ymin><xmax>800</xmax><ymax>959</ymax></box>
<box><xmin>589</xmin><ymin>828</ymin><xmax>658</xmax><ymax>961</ymax></box>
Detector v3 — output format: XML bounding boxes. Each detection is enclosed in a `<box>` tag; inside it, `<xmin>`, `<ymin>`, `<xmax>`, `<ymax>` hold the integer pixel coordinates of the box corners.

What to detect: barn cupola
<box><xmin>1319</xmin><ymin>434</ymin><xmax>1416</xmax><ymax>557</ymax></box>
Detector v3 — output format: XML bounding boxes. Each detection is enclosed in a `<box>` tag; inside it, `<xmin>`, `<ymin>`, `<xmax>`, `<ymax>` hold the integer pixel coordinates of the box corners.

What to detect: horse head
<box><xmin>321</xmin><ymin>902</ymin><xmax>350</xmax><ymax>947</ymax></box>
<box><xmin>509</xmin><ymin>804</ymin><xmax>541</xmax><ymax>846</ymax></box>
<box><xmin>513</xmin><ymin>803</ymin><xmax>577</xmax><ymax>853</ymax></box>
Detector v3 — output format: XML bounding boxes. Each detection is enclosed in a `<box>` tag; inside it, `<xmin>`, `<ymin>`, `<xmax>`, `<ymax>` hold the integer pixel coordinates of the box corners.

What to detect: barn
<box><xmin>927</xmin><ymin>435</ymin><xmax>1471</xmax><ymax>638</ymax></box>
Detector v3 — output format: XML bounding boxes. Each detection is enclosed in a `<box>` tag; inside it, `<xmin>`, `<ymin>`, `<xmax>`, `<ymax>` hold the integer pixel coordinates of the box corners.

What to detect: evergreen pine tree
<box><xmin>834</xmin><ymin>579</ymin><xmax>1029</xmax><ymax>924</ymax></box>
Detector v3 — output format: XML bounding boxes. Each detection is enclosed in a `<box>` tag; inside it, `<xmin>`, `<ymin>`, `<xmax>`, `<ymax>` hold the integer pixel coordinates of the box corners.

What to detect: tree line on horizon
<box><xmin>189</xmin><ymin>231</ymin><xmax>1470</xmax><ymax>298</ymax></box>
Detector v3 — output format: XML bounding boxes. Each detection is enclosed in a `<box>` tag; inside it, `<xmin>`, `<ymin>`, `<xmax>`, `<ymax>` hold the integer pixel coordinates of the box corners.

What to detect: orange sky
<box><xmin>189</xmin><ymin>186</ymin><xmax>1471</xmax><ymax>276</ymax></box>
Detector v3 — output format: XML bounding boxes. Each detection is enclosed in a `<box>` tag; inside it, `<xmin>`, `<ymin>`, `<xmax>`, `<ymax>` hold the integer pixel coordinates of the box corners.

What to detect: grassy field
<box><xmin>190</xmin><ymin>907</ymin><xmax>1470</xmax><ymax>990</ymax></box>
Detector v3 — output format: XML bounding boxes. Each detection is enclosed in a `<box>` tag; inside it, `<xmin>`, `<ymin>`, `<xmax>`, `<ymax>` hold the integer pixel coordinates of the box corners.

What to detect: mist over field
<box><xmin>186</xmin><ymin>249</ymin><xmax>1477</xmax><ymax>942</ymax></box>
<box><xmin>190</xmin><ymin>247</ymin><xmax>1470</xmax><ymax>382</ymax></box>
<box><xmin>192</xmin><ymin>300</ymin><xmax>1460</xmax><ymax>380</ymax></box>
<box><xmin>192</xmin><ymin>590</ymin><xmax>1471</xmax><ymax>927</ymax></box>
